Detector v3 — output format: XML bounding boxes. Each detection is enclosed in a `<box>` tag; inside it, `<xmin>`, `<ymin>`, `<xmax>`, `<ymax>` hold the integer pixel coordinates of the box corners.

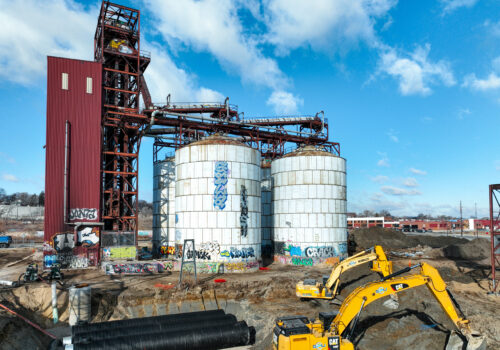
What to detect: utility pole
<box><xmin>475</xmin><ymin>202</ymin><xmax>478</xmax><ymax>237</ymax></box>
<box><xmin>460</xmin><ymin>200</ymin><xmax>463</xmax><ymax>237</ymax></box>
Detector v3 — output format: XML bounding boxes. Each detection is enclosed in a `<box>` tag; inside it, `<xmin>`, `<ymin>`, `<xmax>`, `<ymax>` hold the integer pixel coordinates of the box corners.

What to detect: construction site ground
<box><xmin>0</xmin><ymin>228</ymin><xmax>498</xmax><ymax>350</ymax></box>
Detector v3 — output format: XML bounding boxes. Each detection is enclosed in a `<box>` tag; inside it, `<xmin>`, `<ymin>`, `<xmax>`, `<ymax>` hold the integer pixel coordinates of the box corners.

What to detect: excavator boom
<box><xmin>296</xmin><ymin>245</ymin><xmax>393</xmax><ymax>300</ymax></box>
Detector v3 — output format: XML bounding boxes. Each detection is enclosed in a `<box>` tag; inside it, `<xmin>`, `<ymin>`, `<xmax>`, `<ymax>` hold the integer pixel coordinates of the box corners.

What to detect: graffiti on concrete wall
<box><xmin>69</xmin><ymin>208</ymin><xmax>97</xmax><ymax>220</ymax></box>
<box><xmin>224</xmin><ymin>261</ymin><xmax>259</xmax><ymax>272</ymax></box>
<box><xmin>77</xmin><ymin>227</ymin><xmax>99</xmax><ymax>247</ymax></box>
<box><xmin>58</xmin><ymin>253</ymin><xmax>89</xmax><ymax>269</ymax></box>
<box><xmin>240</xmin><ymin>185</ymin><xmax>248</xmax><ymax>237</ymax></box>
<box><xmin>213</xmin><ymin>161</ymin><xmax>228</xmax><ymax>210</ymax></box>
<box><xmin>305</xmin><ymin>246</ymin><xmax>336</xmax><ymax>258</ymax></box>
<box><xmin>291</xmin><ymin>256</ymin><xmax>313</xmax><ymax>266</ymax></box>
<box><xmin>102</xmin><ymin>246</ymin><xmax>136</xmax><ymax>260</ymax></box>
<box><xmin>110</xmin><ymin>263</ymin><xmax>156</xmax><ymax>274</ymax></box>
<box><xmin>339</xmin><ymin>242</ymin><xmax>347</xmax><ymax>256</ymax></box>
<box><xmin>186</xmin><ymin>241</ymin><xmax>220</xmax><ymax>260</ymax></box>
<box><xmin>284</xmin><ymin>244</ymin><xmax>302</xmax><ymax>257</ymax></box>
<box><xmin>160</xmin><ymin>245</ymin><xmax>176</xmax><ymax>256</ymax></box>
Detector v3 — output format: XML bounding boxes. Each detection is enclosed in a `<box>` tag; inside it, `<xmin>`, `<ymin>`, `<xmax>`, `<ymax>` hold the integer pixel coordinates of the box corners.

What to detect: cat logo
<box><xmin>328</xmin><ymin>336</ymin><xmax>340</xmax><ymax>350</ymax></box>
<box><xmin>391</xmin><ymin>283</ymin><xmax>409</xmax><ymax>291</ymax></box>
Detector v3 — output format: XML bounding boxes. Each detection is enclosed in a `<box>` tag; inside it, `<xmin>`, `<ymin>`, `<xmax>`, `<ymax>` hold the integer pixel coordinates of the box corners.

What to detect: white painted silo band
<box><xmin>175</xmin><ymin>140</ymin><xmax>262</xmax><ymax>264</ymax></box>
<box><xmin>271</xmin><ymin>152</ymin><xmax>347</xmax><ymax>261</ymax></box>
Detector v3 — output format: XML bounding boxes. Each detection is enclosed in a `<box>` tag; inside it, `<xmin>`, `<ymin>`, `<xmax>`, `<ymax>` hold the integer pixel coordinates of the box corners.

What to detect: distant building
<box><xmin>347</xmin><ymin>217</ymin><xmax>399</xmax><ymax>229</ymax></box>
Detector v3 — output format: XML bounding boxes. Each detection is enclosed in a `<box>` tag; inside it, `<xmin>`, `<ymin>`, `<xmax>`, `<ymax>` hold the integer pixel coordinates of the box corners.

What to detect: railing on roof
<box><xmin>152</xmin><ymin>102</ymin><xmax>238</xmax><ymax>112</ymax></box>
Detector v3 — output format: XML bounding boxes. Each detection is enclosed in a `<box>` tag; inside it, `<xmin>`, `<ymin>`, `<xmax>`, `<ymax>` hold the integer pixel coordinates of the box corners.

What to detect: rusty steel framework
<box><xmin>92</xmin><ymin>1</ymin><xmax>340</xmax><ymax>241</ymax></box>
<box><xmin>489</xmin><ymin>184</ymin><xmax>500</xmax><ymax>292</ymax></box>
<box><xmin>95</xmin><ymin>1</ymin><xmax>150</xmax><ymax>234</ymax></box>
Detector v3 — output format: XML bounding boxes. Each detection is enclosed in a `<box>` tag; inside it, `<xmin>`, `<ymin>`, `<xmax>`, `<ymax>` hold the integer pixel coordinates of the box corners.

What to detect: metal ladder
<box><xmin>179</xmin><ymin>239</ymin><xmax>197</xmax><ymax>285</ymax></box>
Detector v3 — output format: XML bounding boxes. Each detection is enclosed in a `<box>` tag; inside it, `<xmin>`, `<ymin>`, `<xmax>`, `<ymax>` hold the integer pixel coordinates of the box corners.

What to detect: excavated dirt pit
<box><xmin>0</xmin><ymin>230</ymin><xmax>499</xmax><ymax>350</ymax></box>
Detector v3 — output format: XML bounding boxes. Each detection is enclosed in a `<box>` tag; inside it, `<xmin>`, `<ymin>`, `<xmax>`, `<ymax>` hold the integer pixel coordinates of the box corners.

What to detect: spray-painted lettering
<box><xmin>213</xmin><ymin>161</ymin><xmax>228</xmax><ymax>210</ymax></box>
<box><xmin>69</xmin><ymin>208</ymin><xmax>98</xmax><ymax>221</ymax></box>
<box><xmin>305</xmin><ymin>246</ymin><xmax>336</xmax><ymax>258</ymax></box>
<box><xmin>229</xmin><ymin>246</ymin><xmax>255</xmax><ymax>259</ymax></box>
<box><xmin>77</xmin><ymin>227</ymin><xmax>99</xmax><ymax>247</ymax></box>
<box><xmin>291</xmin><ymin>256</ymin><xmax>314</xmax><ymax>266</ymax></box>
<box><xmin>240</xmin><ymin>185</ymin><xmax>248</xmax><ymax>237</ymax></box>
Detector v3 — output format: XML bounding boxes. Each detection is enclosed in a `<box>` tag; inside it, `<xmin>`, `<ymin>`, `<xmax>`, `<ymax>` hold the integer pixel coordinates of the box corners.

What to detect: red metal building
<box><xmin>44</xmin><ymin>56</ymin><xmax>102</xmax><ymax>268</ymax></box>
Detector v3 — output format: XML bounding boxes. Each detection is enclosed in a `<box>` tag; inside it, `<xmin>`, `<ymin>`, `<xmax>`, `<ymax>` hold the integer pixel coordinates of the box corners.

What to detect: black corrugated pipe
<box><xmin>71</xmin><ymin>310</ymin><xmax>225</xmax><ymax>336</ymax></box>
<box><xmin>71</xmin><ymin>314</ymin><xmax>237</xmax><ymax>345</ymax></box>
<box><xmin>69</xmin><ymin>321</ymin><xmax>255</xmax><ymax>350</ymax></box>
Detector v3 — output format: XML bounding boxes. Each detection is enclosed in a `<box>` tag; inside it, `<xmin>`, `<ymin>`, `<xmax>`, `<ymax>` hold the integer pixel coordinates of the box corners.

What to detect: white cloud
<box><xmin>377</xmin><ymin>152</ymin><xmax>390</xmax><ymax>167</ymax></box>
<box><xmin>484</xmin><ymin>20</ymin><xmax>500</xmax><ymax>37</ymax></box>
<box><xmin>387</xmin><ymin>129</ymin><xmax>399</xmax><ymax>142</ymax></box>
<box><xmin>381</xmin><ymin>186</ymin><xmax>421</xmax><ymax>196</ymax></box>
<box><xmin>143</xmin><ymin>43</ymin><xmax>224</xmax><ymax>103</ymax></box>
<box><xmin>463</xmin><ymin>73</ymin><xmax>500</xmax><ymax>91</ymax></box>
<box><xmin>403</xmin><ymin>177</ymin><xmax>418</xmax><ymax>187</ymax></box>
<box><xmin>0</xmin><ymin>0</ymin><xmax>222</xmax><ymax>102</ymax></box>
<box><xmin>2</xmin><ymin>174</ymin><xmax>19</xmax><ymax>183</ymax></box>
<box><xmin>0</xmin><ymin>0</ymin><xmax>98</xmax><ymax>84</ymax></box>
<box><xmin>262</xmin><ymin>0</ymin><xmax>397</xmax><ymax>54</ymax></box>
<box><xmin>371</xmin><ymin>175</ymin><xmax>389</xmax><ymax>184</ymax></box>
<box><xmin>378</xmin><ymin>44</ymin><xmax>455</xmax><ymax>95</ymax></box>
<box><xmin>146</xmin><ymin>0</ymin><xmax>288</xmax><ymax>89</ymax></box>
<box><xmin>409</xmin><ymin>168</ymin><xmax>427</xmax><ymax>175</ymax></box>
<box><xmin>441</xmin><ymin>0</ymin><xmax>479</xmax><ymax>14</ymax></box>
<box><xmin>421</xmin><ymin>116</ymin><xmax>433</xmax><ymax>123</ymax></box>
<box><xmin>266</xmin><ymin>90</ymin><xmax>303</xmax><ymax>114</ymax></box>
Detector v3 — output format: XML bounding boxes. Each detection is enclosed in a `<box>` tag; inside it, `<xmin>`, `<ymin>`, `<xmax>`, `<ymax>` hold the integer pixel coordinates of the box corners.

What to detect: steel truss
<box><xmin>95</xmin><ymin>1</ymin><xmax>150</xmax><ymax>234</ymax></box>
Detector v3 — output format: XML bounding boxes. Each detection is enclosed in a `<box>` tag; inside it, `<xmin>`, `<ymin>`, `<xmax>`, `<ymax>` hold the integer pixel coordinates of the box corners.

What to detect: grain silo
<box><xmin>261</xmin><ymin>159</ymin><xmax>273</xmax><ymax>257</ymax></box>
<box><xmin>152</xmin><ymin>157</ymin><xmax>175</xmax><ymax>256</ymax></box>
<box><xmin>175</xmin><ymin>135</ymin><xmax>261</xmax><ymax>269</ymax></box>
<box><xmin>271</xmin><ymin>145</ymin><xmax>347</xmax><ymax>264</ymax></box>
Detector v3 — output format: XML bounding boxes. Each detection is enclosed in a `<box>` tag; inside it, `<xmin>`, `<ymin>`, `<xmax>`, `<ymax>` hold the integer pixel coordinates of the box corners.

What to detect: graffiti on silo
<box><xmin>240</xmin><ymin>184</ymin><xmax>248</xmax><ymax>237</ymax></box>
<box><xmin>213</xmin><ymin>161</ymin><xmax>228</xmax><ymax>210</ymax></box>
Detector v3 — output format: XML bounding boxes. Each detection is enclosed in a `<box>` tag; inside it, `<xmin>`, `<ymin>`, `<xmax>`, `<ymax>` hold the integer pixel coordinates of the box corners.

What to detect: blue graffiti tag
<box><xmin>214</xmin><ymin>161</ymin><xmax>228</xmax><ymax>210</ymax></box>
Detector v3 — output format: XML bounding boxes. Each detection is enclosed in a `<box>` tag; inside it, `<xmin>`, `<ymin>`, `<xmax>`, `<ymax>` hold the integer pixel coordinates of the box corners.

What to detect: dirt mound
<box><xmin>0</xmin><ymin>314</ymin><xmax>51</xmax><ymax>350</ymax></box>
<box><xmin>349</xmin><ymin>228</ymin><xmax>469</xmax><ymax>252</ymax></box>
<box><xmin>443</xmin><ymin>239</ymin><xmax>490</xmax><ymax>261</ymax></box>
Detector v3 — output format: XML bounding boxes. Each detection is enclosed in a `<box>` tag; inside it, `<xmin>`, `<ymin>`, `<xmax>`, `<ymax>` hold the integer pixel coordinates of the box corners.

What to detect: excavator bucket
<box><xmin>445</xmin><ymin>331</ymin><xmax>486</xmax><ymax>350</ymax></box>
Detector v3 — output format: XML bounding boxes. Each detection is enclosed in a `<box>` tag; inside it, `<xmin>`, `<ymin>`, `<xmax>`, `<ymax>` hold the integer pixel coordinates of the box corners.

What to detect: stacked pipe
<box><xmin>61</xmin><ymin>310</ymin><xmax>255</xmax><ymax>350</ymax></box>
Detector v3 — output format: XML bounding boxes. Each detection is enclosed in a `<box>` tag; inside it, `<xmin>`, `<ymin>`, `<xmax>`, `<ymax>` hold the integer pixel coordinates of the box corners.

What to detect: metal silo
<box><xmin>271</xmin><ymin>145</ymin><xmax>347</xmax><ymax>264</ymax></box>
<box><xmin>175</xmin><ymin>135</ymin><xmax>261</xmax><ymax>269</ymax></box>
<box><xmin>152</xmin><ymin>157</ymin><xmax>175</xmax><ymax>256</ymax></box>
<box><xmin>261</xmin><ymin>160</ymin><xmax>273</xmax><ymax>257</ymax></box>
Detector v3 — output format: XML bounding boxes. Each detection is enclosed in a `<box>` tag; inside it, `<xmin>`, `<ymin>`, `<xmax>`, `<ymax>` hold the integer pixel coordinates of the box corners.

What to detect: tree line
<box><xmin>0</xmin><ymin>188</ymin><xmax>45</xmax><ymax>206</ymax></box>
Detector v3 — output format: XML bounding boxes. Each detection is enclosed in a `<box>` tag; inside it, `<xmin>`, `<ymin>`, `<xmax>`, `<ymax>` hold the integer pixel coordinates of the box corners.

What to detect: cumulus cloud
<box><xmin>381</xmin><ymin>186</ymin><xmax>421</xmax><ymax>196</ymax></box>
<box><xmin>146</xmin><ymin>0</ymin><xmax>303</xmax><ymax>112</ymax></box>
<box><xmin>440</xmin><ymin>0</ymin><xmax>479</xmax><ymax>14</ymax></box>
<box><xmin>378</xmin><ymin>44</ymin><xmax>455</xmax><ymax>95</ymax></box>
<box><xmin>2</xmin><ymin>174</ymin><xmax>19</xmax><ymax>182</ymax></box>
<box><xmin>463</xmin><ymin>73</ymin><xmax>500</xmax><ymax>91</ymax></box>
<box><xmin>410</xmin><ymin>168</ymin><xmax>427</xmax><ymax>175</ymax></box>
<box><xmin>0</xmin><ymin>0</ymin><xmax>97</xmax><ymax>84</ymax></box>
<box><xmin>0</xmin><ymin>0</ymin><xmax>223</xmax><ymax>102</ymax></box>
<box><xmin>266</xmin><ymin>90</ymin><xmax>303</xmax><ymax>114</ymax></box>
<box><xmin>143</xmin><ymin>43</ymin><xmax>224</xmax><ymax>103</ymax></box>
<box><xmin>457</xmin><ymin>108</ymin><xmax>471</xmax><ymax>120</ymax></box>
<box><xmin>262</xmin><ymin>0</ymin><xmax>397</xmax><ymax>54</ymax></box>
<box><xmin>403</xmin><ymin>177</ymin><xmax>418</xmax><ymax>187</ymax></box>
<box><xmin>371</xmin><ymin>175</ymin><xmax>389</xmax><ymax>183</ymax></box>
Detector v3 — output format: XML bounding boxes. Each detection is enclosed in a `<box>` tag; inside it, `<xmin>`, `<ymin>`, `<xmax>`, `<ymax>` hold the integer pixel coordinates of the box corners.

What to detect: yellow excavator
<box><xmin>274</xmin><ymin>262</ymin><xmax>485</xmax><ymax>350</ymax></box>
<box><xmin>296</xmin><ymin>246</ymin><xmax>393</xmax><ymax>300</ymax></box>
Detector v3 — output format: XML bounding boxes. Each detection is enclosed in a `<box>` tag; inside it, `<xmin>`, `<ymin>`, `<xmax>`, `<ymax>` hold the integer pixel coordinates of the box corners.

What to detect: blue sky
<box><xmin>0</xmin><ymin>0</ymin><xmax>499</xmax><ymax>217</ymax></box>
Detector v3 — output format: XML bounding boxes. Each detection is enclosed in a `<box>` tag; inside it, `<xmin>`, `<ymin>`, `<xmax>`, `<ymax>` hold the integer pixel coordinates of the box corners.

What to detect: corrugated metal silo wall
<box><xmin>44</xmin><ymin>56</ymin><xmax>102</xmax><ymax>269</ymax></box>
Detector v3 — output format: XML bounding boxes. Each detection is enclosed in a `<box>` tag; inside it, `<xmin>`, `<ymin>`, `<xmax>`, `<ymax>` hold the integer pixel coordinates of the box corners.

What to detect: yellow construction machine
<box><xmin>274</xmin><ymin>262</ymin><xmax>485</xmax><ymax>350</ymax></box>
<box><xmin>296</xmin><ymin>246</ymin><xmax>393</xmax><ymax>300</ymax></box>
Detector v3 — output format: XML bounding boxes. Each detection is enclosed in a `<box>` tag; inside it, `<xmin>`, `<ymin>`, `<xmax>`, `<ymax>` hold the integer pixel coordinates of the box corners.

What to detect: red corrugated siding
<box><xmin>45</xmin><ymin>57</ymin><xmax>102</xmax><ymax>242</ymax></box>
